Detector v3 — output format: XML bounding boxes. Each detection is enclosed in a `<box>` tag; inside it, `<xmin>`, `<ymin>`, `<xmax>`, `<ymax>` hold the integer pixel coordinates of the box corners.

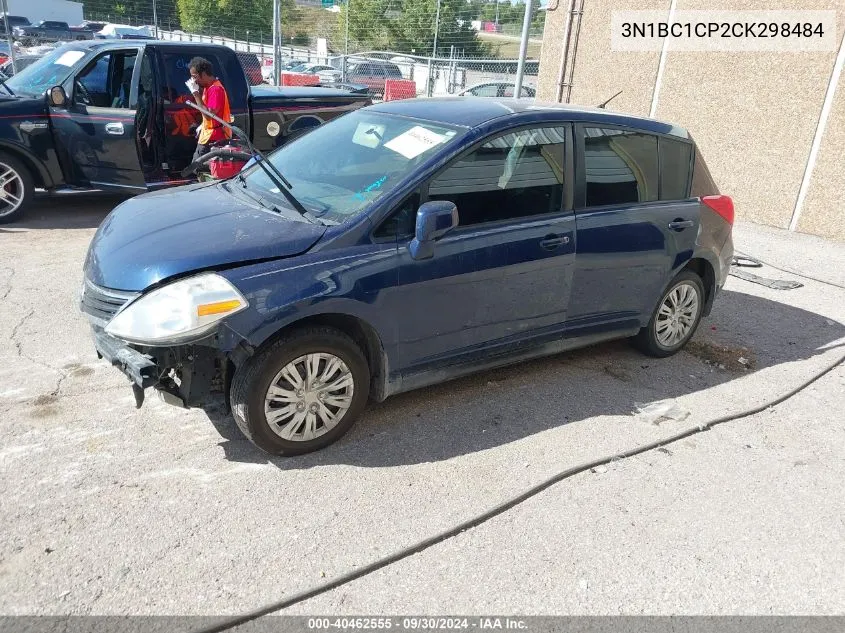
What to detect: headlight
<box><xmin>105</xmin><ymin>273</ymin><xmax>247</xmax><ymax>345</ymax></box>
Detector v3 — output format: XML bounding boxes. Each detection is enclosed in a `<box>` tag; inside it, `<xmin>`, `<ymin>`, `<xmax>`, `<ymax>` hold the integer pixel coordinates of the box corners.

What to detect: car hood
<box><xmin>85</xmin><ymin>182</ymin><xmax>326</xmax><ymax>291</ymax></box>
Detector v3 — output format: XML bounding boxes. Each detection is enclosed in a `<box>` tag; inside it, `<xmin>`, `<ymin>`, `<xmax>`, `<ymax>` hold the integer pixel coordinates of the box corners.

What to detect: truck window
<box><xmin>76</xmin><ymin>51</ymin><xmax>137</xmax><ymax>108</ymax></box>
<box><xmin>161</xmin><ymin>51</ymin><xmax>226</xmax><ymax>102</ymax></box>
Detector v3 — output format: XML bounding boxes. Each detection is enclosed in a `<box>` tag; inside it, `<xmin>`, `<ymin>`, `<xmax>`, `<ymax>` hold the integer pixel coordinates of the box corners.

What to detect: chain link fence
<box><xmin>4</xmin><ymin>0</ymin><xmax>545</xmax><ymax>97</ymax></box>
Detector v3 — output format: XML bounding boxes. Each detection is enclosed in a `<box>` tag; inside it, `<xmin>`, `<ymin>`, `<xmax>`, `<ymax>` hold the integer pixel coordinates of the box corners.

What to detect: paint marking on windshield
<box><xmin>354</xmin><ymin>175</ymin><xmax>388</xmax><ymax>201</ymax></box>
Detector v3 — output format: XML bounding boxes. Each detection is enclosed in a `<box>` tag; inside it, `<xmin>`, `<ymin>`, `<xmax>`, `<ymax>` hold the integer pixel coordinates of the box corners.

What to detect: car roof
<box><xmin>369</xmin><ymin>97</ymin><xmax>689</xmax><ymax>138</ymax></box>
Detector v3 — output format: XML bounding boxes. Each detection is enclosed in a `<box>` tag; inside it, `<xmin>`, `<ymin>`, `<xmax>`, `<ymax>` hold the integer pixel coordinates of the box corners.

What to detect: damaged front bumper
<box><xmin>91</xmin><ymin>327</ymin><xmax>224</xmax><ymax>410</ymax></box>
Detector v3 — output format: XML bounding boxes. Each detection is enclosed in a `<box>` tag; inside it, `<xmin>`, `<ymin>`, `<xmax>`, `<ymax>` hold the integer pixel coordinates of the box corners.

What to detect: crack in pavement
<box><xmin>0</xmin><ymin>266</ymin><xmax>13</xmax><ymax>301</ymax></box>
<box><xmin>11</xmin><ymin>308</ymin><xmax>35</xmax><ymax>357</ymax></box>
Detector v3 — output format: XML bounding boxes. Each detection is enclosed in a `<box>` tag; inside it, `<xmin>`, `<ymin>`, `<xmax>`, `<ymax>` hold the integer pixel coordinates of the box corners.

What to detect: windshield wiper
<box><xmin>185</xmin><ymin>101</ymin><xmax>310</xmax><ymax>219</ymax></box>
<box><xmin>0</xmin><ymin>77</ymin><xmax>15</xmax><ymax>96</ymax></box>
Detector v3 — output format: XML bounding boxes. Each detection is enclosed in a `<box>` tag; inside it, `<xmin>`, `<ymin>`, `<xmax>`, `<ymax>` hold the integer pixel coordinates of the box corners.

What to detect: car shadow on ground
<box><xmin>0</xmin><ymin>193</ymin><xmax>127</xmax><ymax>232</ymax></box>
<box><xmin>204</xmin><ymin>287</ymin><xmax>845</xmax><ymax>468</ymax></box>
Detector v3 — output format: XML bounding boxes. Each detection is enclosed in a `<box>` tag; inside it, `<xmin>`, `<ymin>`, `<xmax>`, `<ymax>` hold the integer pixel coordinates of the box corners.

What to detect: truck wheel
<box><xmin>631</xmin><ymin>271</ymin><xmax>705</xmax><ymax>358</ymax></box>
<box><xmin>0</xmin><ymin>153</ymin><xmax>34</xmax><ymax>224</ymax></box>
<box><xmin>230</xmin><ymin>327</ymin><xmax>370</xmax><ymax>456</ymax></box>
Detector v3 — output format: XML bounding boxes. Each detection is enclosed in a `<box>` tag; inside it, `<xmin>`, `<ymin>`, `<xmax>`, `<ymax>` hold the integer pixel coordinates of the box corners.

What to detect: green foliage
<box><xmin>338</xmin><ymin>0</ymin><xmax>489</xmax><ymax>57</ymax></box>
<box><xmin>172</xmin><ymin>0</ymin><xmax>298</xmax><ymax>35</ymax></box>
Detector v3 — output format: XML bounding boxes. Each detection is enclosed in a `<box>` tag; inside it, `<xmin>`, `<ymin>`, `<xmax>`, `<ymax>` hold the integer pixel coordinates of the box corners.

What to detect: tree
<box><xmin>175</xmin><ymin>0</ymin><xmax>298</xmax><ymax>37</ymax></box>
<box><xmin>338</xmin><ymin>0</ymin><xmax>488</xmax><ymax>57</ymax></box>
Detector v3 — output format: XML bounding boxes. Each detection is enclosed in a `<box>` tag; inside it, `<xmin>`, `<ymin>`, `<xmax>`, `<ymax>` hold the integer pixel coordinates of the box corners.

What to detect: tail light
<box><xmin>701</xmin><ymin>195</ymin><xmax>734</xmax><ymax>225</ymax></box>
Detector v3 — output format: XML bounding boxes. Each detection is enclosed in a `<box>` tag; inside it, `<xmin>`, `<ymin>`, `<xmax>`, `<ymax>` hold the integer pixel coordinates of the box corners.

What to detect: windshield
<box><xmin>6</xmin><ymin>45</ymin><xmax>87</xmax><ymax>96</ymax></box>
<box><xmin>244</xmin><ymin>110</ymin><xmax>462</xmax><ymax>225</ymax></box>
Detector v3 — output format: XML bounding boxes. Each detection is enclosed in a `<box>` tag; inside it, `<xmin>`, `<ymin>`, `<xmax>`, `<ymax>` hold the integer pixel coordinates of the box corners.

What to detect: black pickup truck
<box><xmin>0</xmin><ymin>40</ymin><xmax>370</xmax><ymax>222</ymax></box>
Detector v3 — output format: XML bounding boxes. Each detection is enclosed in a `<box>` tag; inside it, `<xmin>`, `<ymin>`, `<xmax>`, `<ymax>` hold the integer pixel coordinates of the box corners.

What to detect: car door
<box><xmin>390</xmin><ymin>124</ymin><xmax>577</xmax><ymax>373</ymax></box>
<box><xmin>567</xmin><ymin>124</ymin><xmax>701</xmax><ymax>335</ymax></box>
<box><xmin>49</xmin><ymin>47</ymin><xmax>146</xmax><ymax>190</ymax></box>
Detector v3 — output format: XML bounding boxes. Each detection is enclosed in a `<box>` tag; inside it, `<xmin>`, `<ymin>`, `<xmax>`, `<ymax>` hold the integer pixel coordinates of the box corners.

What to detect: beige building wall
<box><xmin>537</xmin><ymin>0</ymin><xmax>845</xmax><ymax>242</ymax></box>
<box><xmin>798</xmin><ymin>69</ymin><xmax>845</xmax><ymax>241</ymax></box>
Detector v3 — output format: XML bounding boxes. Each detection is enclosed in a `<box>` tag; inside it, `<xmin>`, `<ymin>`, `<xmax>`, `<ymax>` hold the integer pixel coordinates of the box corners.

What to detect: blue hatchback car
<box><xmin>81</xmin><ymin>98</ymin><xmax>734</xmax><ymax>455</ymax></box>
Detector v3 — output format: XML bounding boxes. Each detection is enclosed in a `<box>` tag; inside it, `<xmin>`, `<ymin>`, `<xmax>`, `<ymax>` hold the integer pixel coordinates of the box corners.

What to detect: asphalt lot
<box><xmin>1</xmin><ymin>194</ymin><xmax>844</xmax><ymax>617</ymax></box>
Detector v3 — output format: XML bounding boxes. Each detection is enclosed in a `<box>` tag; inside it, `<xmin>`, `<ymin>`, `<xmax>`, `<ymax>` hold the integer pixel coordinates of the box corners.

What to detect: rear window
<box><xmin>659</xmin><ymin>137</ymin><xmax>693</xmax><ymax>200</ymax></box>
<box><xmin>385</xmin><ymin>64</ymin><xmax>402</xmax><ymax>78</ymax></box>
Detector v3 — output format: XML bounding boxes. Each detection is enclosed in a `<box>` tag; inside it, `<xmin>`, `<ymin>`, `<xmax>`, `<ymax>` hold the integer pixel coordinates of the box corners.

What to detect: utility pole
<box><xmin>513</xmin><ymin>0</ymin><xmax>532</xmax><ymax>98</ymax></box>
<box><xmin>344</xmin><ymin>0</ymin><xmax>350</xmax><ymax>81</ymax></box>
<box><xmin>426</xmin><ymin>0</ymin><xmax>441</xmax><ymax>97</ymax></box>
<box><xmin>1</xmin><ymin>0</ymin><xmax>16</xmax><ymax>74</ymax></box>
<box><xmin>272</xmin><ymin>0</ymin><xmax>281</xmax><ymax>84</ymax></box>
<box><xmin>152</xmin><ymin>0</ymin><xmax>158</xmax><ymax>38</ymax></box>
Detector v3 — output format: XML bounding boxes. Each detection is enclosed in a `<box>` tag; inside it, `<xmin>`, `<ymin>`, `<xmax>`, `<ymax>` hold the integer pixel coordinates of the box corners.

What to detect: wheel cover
<box><xmin>263</xmin><ymin>352</ymin><xmax>354</xmax><ymax>442</ymax></box>
<box><xmin>0</xmin><ymin>162</ymin><xmax>24</xmax><ymax>218</ymax></box>
<box><xmin>655</xmin><ymin>281</ymin><xmax>700</xmax><ymax>348</ymax></box>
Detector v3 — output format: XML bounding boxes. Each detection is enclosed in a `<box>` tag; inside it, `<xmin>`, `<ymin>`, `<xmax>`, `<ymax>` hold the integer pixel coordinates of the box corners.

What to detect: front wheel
<box><xmin>0</xmin><ymin>153</ymin><xmax>34</xmax><ymax>224</ymax></box>
<box><xmin>632</xmin><ymin>271</ymin><xmax>705</xmax><ymax>358</ymax></box>
<box><xmin>230</xmin><ymin>327</ymin><xmax>371</xmax><ymax>455</ymax></box>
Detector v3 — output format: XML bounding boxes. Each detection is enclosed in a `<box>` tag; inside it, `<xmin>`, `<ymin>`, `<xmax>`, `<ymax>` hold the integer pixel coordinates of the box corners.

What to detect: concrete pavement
<box><xmin>1</xmin><ymin>197</ymin><xmax>843</xmax><ymax>616</ymax></box>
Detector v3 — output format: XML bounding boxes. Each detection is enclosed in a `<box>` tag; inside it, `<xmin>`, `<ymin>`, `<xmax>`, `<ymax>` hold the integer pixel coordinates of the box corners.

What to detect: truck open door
<box><xmin>49</xmin><ymin>47</ymin><xmax>147</xmax><ymax>192</ymax></box>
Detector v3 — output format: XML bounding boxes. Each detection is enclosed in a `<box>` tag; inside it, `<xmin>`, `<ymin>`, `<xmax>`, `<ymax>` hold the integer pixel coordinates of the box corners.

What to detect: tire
<box><xmin>0</xmin><ymin>152</ymin><xmax>34</xmax><ymax>225</ymax></box>
<box><xmin>230</xmin><ymin>326</ymin><xmax>370</xmax><ymax>456</ymax></box>
<box><xmin>631</xmin><ymin>271</ymin><xmax>705</xmax><ymax>358</ymax></box>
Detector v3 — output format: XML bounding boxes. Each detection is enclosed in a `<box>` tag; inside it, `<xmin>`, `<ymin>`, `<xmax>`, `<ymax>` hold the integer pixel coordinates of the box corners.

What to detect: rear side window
<box><xmin>659</xmin><ymin>137</ymin><xmax>692</xmax><ymax>200</ymax></box>
<box><xmin>690</xmin><ymin>143</ymin><xmax>720</xmax><ymax>197</ymax></box>
<box><xmin>161</xmin><ymin>51</ymin><xmax>226</xmax><ymax>101</ymax></box>
<box><xmin>583</xmin><ymin>127</ymin><xmax>658</xmax><ymax>206</ymax></box>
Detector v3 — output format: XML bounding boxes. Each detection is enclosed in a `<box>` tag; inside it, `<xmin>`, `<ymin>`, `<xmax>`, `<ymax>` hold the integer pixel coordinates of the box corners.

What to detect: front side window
<box><xmin>583</xmin><ymin>127</ymin><xmax>658</xmax><ymax>206</ymax></box>
<box><xmin>243</xmin><ymin>111</ymin><xmax>461</xmax><ymax>225</ymax></box>
<box><xmin>427</xmin><ymin>126</ymin><xmax>567</xmax><ymax>226</ymax></box>
<box><xmin>75</xmin><ymin>51</ymin><xmax>137</xmax><ymax>108</ymax></box>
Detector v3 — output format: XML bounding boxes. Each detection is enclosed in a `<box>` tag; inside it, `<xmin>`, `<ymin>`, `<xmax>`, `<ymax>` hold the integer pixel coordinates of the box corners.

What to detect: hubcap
<box><xmin>0</xmin><ymin>162</ymin><xmax>24</xmax><ymax>218</ymax></box>
<box><xmin>655</xmin><ymin>282</ymin><xmax>700</xmax><ymax>348</ymax></box>
<box><xmin>264</xmin><ymin>352</ymin><xmax>354</xmax><ymax>442</ymax></box>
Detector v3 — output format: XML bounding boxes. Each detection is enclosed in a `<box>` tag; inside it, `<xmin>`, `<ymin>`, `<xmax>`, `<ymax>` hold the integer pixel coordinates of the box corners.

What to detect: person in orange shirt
<box><xmin>187</xmin><ymin>57</ymin><xmax>233</xmax><ymax>162</ymax></box>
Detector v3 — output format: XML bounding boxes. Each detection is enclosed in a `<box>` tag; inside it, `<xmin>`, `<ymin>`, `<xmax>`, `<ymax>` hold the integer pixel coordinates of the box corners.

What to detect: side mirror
<box><xmin>409</xmin><ymin>200</ymin><xmax>458</xmax><ymax>260</ymax></box>
<box><xmin>48</xmin><ymin>85</ymin><xmax>67</xmax><ymax>107</ymax></box>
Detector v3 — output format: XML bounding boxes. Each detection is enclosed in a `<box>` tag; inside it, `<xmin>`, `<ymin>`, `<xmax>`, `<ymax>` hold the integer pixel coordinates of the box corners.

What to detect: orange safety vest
<box><xmin>198</xmin><ymin>80</ymin><xmax>233</xmax><ymax>145</ymax></box>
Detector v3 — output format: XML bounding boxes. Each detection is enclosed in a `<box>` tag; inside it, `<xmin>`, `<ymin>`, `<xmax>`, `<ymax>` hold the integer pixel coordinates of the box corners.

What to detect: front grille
<box><xmin>80</xmin><ymin>279</ymin><xmax>138</xmax><ymax>325</ymax></box>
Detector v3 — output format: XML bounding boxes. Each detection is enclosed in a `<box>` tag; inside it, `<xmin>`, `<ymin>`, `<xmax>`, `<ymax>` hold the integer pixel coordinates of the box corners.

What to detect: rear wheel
<box><xmin>632</xmin><ymin>271</ymin><xmax>705</xmax><ymax>358</ymax></box>
<box><xmin>230</xmin><ymin>327</ymin><xmax>370</xmax><ymax>455</ymax></box>
<box><xmin>0</xmin><ymin>153</ymin><xmax>34</xmax><ymax>224</ymax></box>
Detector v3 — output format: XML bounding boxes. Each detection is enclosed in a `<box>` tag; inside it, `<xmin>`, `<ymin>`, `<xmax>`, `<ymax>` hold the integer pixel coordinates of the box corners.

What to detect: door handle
<box><xmin>539</xmin><ymin>234</ymin><xmax>571</xmax><ymax>250</ymax></box>
<box><xmin>105</xmin><ymin>122</ymin><xmax>125</xmax><ymax>136</ymax></box>
<box><xmin>668</xmin><ymin>219</ymin><xmax>694</xmax><ymax>231</ymax></box>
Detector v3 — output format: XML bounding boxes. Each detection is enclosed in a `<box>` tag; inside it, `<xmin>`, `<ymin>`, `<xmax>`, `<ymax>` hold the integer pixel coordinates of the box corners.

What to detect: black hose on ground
<box><xmin>733</xmin><ymin>251</ymin><xmax>845</xmax><ymax>290</ymax></box>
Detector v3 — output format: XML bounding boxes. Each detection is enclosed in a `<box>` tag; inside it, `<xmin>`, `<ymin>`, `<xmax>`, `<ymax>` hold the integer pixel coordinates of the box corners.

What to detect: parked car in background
<box><xmin>94</xmin><ymin>24</ymin><xmax>154</xmax><ymax>40</ymax></box>
<box><xmin>0</xmin><ymin>41</ymin><xmax>17</xmax><ymax>65</ymax></box>
<box><xmin>0</xmin><ymin>15</ymin><xmax>31</xmax><ymax>36</ymax></box>
<box><xmin>457</xmin><ymin>81</ymin><xmax>536</xmax><ymax>98</ymax></box>
<box><xmin>80</xmin><ymin>98</ymin><xmax>734</xmax><ymax>456</ymax></box>
<box><xmin>295</xmin><ymin>63</ymin><xmax>341</xmax><ymax>83</ymax></box>
<box><xmin>236</xmin><ymin>52</ymin><xmax>264</xmax><ymax>85</ymax></box>
<box><xmin>347</xmin><ymin>60</ymin><xmax>403</xmax><ymax>98</ymax></box>
<box><xmin>13</xmin><ymin>21</ymin><xmax>92</xmax><ymax>45</ymax></box>
<box><xmin>0</xmin><ymin>54</ymin><xmax>41</xmax><ymax>77</ymax></box>
<box><xmin>71</xmin><ymin>21</ymin><xmax>108</xmax><ymax>35</ymax></box>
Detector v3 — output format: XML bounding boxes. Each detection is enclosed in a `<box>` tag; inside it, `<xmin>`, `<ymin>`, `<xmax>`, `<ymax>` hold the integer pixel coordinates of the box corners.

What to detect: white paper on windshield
<box><xmin>384</xmin><ymin>126</ymin><xmax>447</xmax><ymax>159</ymax></box>
<box><xmin>352</xmin><ymin>122</ymin><xmax>385</xmax><ymax>148</ymax></box>
<box><xmin>55</xmin><ymin>51</ymin><xmax>86</xmax><ymax>67</ymax></box>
